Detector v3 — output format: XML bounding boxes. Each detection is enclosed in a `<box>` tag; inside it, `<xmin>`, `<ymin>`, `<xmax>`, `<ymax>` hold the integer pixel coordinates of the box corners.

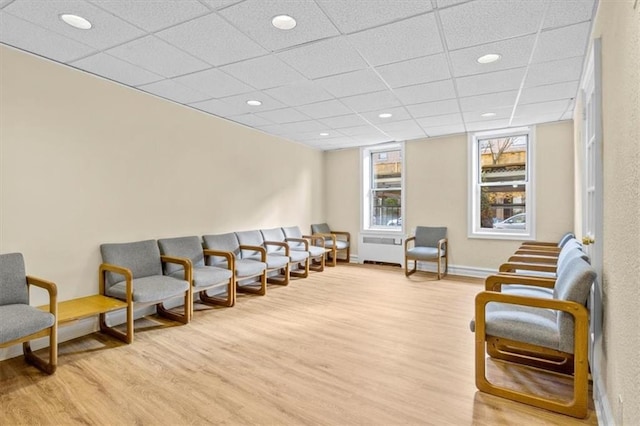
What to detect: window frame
<box><xmin>468</xmin><ymin>126</ymin><xmax>536</xmax><ymax>240</ymax></box>
<box><xmin>360</xmin><ymin>142</ymin><xmax>405</xmax><ymax>235</ymax></box>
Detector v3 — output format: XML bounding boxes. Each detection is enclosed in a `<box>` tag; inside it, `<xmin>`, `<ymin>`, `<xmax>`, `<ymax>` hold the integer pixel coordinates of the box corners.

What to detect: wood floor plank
<box><xmin>0</xmin><ymin>264</ymin><xmax>598</xmax><ymax>425</ymax></box>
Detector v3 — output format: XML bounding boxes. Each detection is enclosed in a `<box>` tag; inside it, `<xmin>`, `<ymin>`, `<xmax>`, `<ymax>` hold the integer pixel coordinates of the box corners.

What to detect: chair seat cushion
<box><xmin>245</xmin><ymin>254</ymin><xmax>289</xmax><ymax>269</ymax></box>
<box><xmin>307</xmin><ymin>246</ymin><xmax>326</xmax><ymax>257</ymax></box>
<box><xmin>501</xmin><ymin>285</ymin><xmax>554</xmax><ymax>299</ymax></box>
<box><xmin>406</xmin><ymin>247</ymin><xmax>444</xmax><ymax>260</ymax></box>
<box><xmin>288</xmin><ymin>250</ymin><xmax>309</xmax><ymax>262</ymax></box>
<box><xmin>107</xmin><ymin>275</ymin><xmax>189</xmax><ymax>303</ymax></box>
<box><xmin>0</xmin><ymin>304</ymin><xmax>55</xmax><ymax>344</ymax></box>
<box><xmin>325</xmin><ymin>240</ymin><xmax>349</xmax><ymax>250</ymax></box>
<box><xmin>170</xmin><ymin>266</ymin><xmax>232</xmax><ymax>289</ymax></box>
<box><xmin>234</xmin><ymin>259</ymin><xmax>266</xmax><ymax>278</ymax></box>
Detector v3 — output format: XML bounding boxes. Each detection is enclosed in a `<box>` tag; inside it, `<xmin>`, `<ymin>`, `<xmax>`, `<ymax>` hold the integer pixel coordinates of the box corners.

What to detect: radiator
<box><xmin>358</xmin><ymin>233</ymin><xmax>404</xmax><ymax>264</ymax></box>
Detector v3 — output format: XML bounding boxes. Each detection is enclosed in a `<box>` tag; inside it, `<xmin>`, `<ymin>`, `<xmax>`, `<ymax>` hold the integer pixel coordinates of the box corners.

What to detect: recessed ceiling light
<box><xmin>319</xmin><ymin>132</ymin><xmax>329</xmax><ymax>136</ymax></box>
<box><xmin>60</xmin><ymin>14</ymin><xmax>92</xmax><ymax>30</ymax></box>
<box><xmin>272</xmin><ymin>15</ymin><xmax>297</xmax><ymax>30</ymax></box>
<box><xmin>481</xmin><ymin>112</ymin><xmax>497</xmax><ymax>118</ymax></box>
<box><xmin>378</xmin><ymin>113</ymin><xmax>393</xmax><ymax>118</ymax></box>
<box><xmin>476</xmin><ymin>53</ymin><xmax>502</xmax><ymax>64</ymax></box>
<box><xmin>246</xmin><ymin>100</ymin><xmax>262</xmax><ymax>106</ymax></box>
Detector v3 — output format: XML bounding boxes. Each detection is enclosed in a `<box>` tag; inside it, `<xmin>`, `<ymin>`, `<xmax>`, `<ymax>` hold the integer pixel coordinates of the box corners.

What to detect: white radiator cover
<box><xmin>357</xmin><ymin>233</ymin><xmax>404</xmax><ymax>264</ymax></box>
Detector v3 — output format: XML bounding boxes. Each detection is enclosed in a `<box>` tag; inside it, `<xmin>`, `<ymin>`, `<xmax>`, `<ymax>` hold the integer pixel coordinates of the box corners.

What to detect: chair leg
<box><xmin>267</xmin><ymin>264</ymin><xmax>290</xmax><ymax>285</ymax></box>
<box><xmin>405</xmin><ymin>257</ymin><xmax>417</xmax><ymax>277</ymax></box>
<box><xmin>22</xmin><ymin>326</ymin><xmax>57</xmax><ymax>374</ymax></box>
<box><xmin>437</xmin><ymin>257</ymin><xmax>442</xmax><ymax>280</ymax></box>
<box><xmin>310</xmin><ymin>255</ymin><xmax>325</xmax><ymax>272</ymax></box>
<box><xmin>290</xmin><ymin>258</ymin><xmax>310</xmax><ymax>278</ymax></box>
<box><xmin>99</xmin><ymin>302</ymin><xmax>133</xmax><ymax>344</ymax></box>
<box><xmin>237</xmin><ymin>273</ymin><xmax>267</xmax><ymax>296</ymax></box>
<box><xmin>157</xmin><ymin>289</ymin><xmax>191</xmax><ymax>324</ymax></box>
<box><xmin>199</xmin><ymin>278</ymin><xmax>236</xmax><ymax>307</ymax></box>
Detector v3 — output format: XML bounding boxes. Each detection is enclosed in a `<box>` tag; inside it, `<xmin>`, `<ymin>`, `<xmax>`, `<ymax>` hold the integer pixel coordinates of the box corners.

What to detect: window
<box><xmin>468</xmin><ymin>127</ymin><xmax>535</xmax><ymax>239</ymax></box>
<box><xmin>361</xmin><ymin>142</ymin><xmax>404</xmax><ymax>232</ymax></box>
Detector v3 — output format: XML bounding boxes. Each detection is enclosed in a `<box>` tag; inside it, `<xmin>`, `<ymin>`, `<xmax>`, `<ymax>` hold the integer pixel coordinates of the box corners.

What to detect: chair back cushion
<box><xmin>236</xmin><ymin>230</ymin><xmax>264</xmax><ymax>258</ymax></box>
<box><xmin>282</xmin><ymin>226</ymin><xmax>306</xmax><ymax>250</ymax></box>
<box><xmin>158</xmin><ymin>236</ymin><xmax>204</xmax><ymax>274</ymax></box>
<box><xmin>260</xmin><ymin>228</ymin><xmax>286</xmax><ymax>253</ymax></box>
<box><xmin>557</xmin><ymin>245</ymin><xmax>589</xmax><ymax>276</ymax></box>
<box><xmin>558</xmin><ymin>232</ymin><xmax>576</xmax><ymax>248</ymax></box>
<box><xmin>311</xmin><ymin>223</ymin><xmax>331</xmax><ymax>234</ymax></box>
<box><xmin>554</xmin><ymin>256</ymin><xmax>596</xmax><ymax>353</ymax></box>
<box><xmin>202</xmin><ymin>233</ymin><xmax>241</xmax><ymax>265</ymax></box>
<box><xmin>415</xmin><ymin>226</ymin><xmax>447</xmax><ymax>248</ymax></box>
<box><xmin>100</xmin><ymin>240</ymin><xmax>162</xmax><ymax>286</ymax></box>
<box><xmin>0</xmin><ymin>253</ymin><xmax>28</xmax><ymax>305</ymax></box>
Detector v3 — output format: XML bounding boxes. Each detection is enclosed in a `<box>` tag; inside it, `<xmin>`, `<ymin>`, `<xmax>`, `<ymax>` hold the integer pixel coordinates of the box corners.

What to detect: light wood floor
<box><xmin>1</xmin><ymin>264</ymin><xmax>598</xmax><ymax>425</ymax></box>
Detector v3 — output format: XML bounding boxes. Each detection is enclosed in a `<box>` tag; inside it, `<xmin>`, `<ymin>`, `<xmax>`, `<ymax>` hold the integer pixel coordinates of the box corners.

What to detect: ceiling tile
<box><xmin>465</xmin><ymin>119</ymin><xmax>510</xmax><ymax>132</ymax></box>
<box><xmin>424</xmin><ymin>124</ymin><xmax>466</xmax><ymax>137</ymax></box>
<box><xmin>218</xmin><ymin>90</ymin><xmax>286</xmax><ymax>114</ymax></box>
<box><xmin>70</xmin><ymin>52</ymin><xmax>164</xmax><ymax>87</ymax></box>
<box><xmin>406</xmin><ymin>99</ymin><xmax>461</xmax><ymax>118</ymax></box>
<box><xmin>455</xmin><ymin>67</ymin><xmax>526</xmax><ymax>97</ymax></box>
<box><xmin>189</xmin><ymin>98</ymin><xmax>246</xmax><ymax>117</ymax></box>
<box><xmin>265</xmin><ymin>80</ymin><xmax>333</xmax><ymax>106</ymax></box>
<box><xmin>0</xmin><ymin>12</ymin><xmax>96</xmax><ymax>63</ymax></box>
<box><xmin>255</xmin><ymin>107</ymin><xmax>311</xmax><ymax>124</ymax></box>
<box><xmin>375</xmin><ymin>53</ymin><xmax>450</xmax><ymax>88</ymax></box>
<box><xmin>218</xmin><ymin>0</ymin><xmax>340</xmax><ymax>51</ymax></box>
<box><xmin>315</xmin><ymin>0</ymin><xmax>432</xmax><ymax>34</ymax></box>
<box><xmin>228</xmin><ymin>113</ymin><xmax>274</xmax><ymax>127</ymax></box>
<box><xmin>519</xmin><ymin>81</ymin><xmax>579</xmax><ymax>105</ymax></box>
<box><xmin>106</xmin><ymin>35</ymin><xmax>210</xmax><ymax>78</ymax></box>
<box><xmin>320</xmin><ymin>114</ymin><xmax>370</xmax><ymax>129</ymax></box>
<box><xmin>458</xmin><ymin>90</ymin><xmax>518</xmax><ymax>112</ymax></box>
<box><xmin>360</xmin><ymin>106</ymin><xmax>412</xmax><ymax>125</ymax></box>
<box><xmin>543</xmin><ymin>0</ymin><xmax>596</xmax><ymax>29</ymax></box>
<box><xmin>316</xmin><ymin>68</ymin><xmax>388</xmax><ymax>98</ymax></box>
<box><xmin>219</xmin><ymin>55</ymin><xmax>305</xmax><ymax>90</ymax></box>
<box><xmin>439</xmin><ymin>0</ymin><xmax>546</xmax><ymax>50</ymax></box>
<box><xmin>448</xmin><ymin>35</ymin><xmax>535</xmax><ymax>77</ymax></box>
<box><xmin>138</xmin><ymin>79</ymin><xmax>210</xmax><ymax>104</ymax></box>
<box><xmin>277</xmin><ymin>37</ymin><xmax>367</xmax><ymax>79</ymax></box>
<box><xmin>514</xmin><ymin>99</ymin><xmax>572</xmax><ymax>117</ymax></box>
<box><xmin>173</xmin><ymin>68</ymin><xmax>253</xmax><ymax>98</ymax></box>
<box><xmin>533</xmin><ymin>22</ymin><xmax>590</xmax><ymax>64</ymax></box>
<box><xmin>393</xmin><ymin>80</ymin><xmax>456</xmax><ymax>105</ymax></box>
<box><xmin>376</xmin><ymin>119</ymin><xmax>427</xmax><ymax>140</ymax></box>
<box><xmin>157</xmin><ymin>13</ymin><xmax>267</xmax><ymax>67</ymax></box>
<box><xmin>295</xmin><ymin>99</ymin><xmax>353</xmax><ymax>119</ymax></box>
<box><xmin>340</xmin><ymin>90</ymin><xmax>400</xmax><ymax>113</ymax></box>
<box><xmin>349</xmin><ymin>13</ymin><xmax>443</xmax><ymax>66</ymax></box>
<box><xmin>512</xmin><ymin>112</ymin><xmax>566</xmax><ymax>127</ymax></box>
<box><xmin>417</xmin><ymin>113</ymin><xmax>464</xmax><ymax>128</ymax></box>
<box><xmin>278</xmin><ymin>120</ymin><xmax>328</xmax><ymax>133</ymax></box>
<box><xmin>4</xmin><ymin>0</ymin><xmax>146</xmax><ymax>50</ymax></box>
<box><xmin>462</xmin><ymin>106</ymin><xmax>513</xmax><ymax>123</ymax></box>
<box><xmin>89</xmin><ymin>0</ymin><xmax>209</xmax><ymax>32</ymax></box>
<box><xmin>339</xmin><ymin>124</ymin><xmax>386</xmax><ymax>137</ymax></box>
<box><xmin>525</xmin><ymin>56</ymin><xmax>584</xmax><ymax>88</ymax></box>
<box><xmin>435</xmin><ymin>0</ymin><xmax>469</xmax><ymax>8</ymax></box>
<box><xmin>200</xmin><ymin>0</ymin><xmax>244</xmax><ymax>10</ymax></box>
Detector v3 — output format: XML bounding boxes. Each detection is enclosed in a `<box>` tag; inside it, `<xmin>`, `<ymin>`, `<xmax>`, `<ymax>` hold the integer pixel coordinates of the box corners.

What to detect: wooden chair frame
<box><xmin>199</xmin><ymin>249</ymin><xmax>235</xmax><ymax>309</ymax></box>
<box><xmin>474</xmin><ymin>290</ymin><xmax>589</xmax><ymax>418</ymax></box>
<box><xmin>314</xmin><ymin>231</ymin><xmax>350</xmax><ymax>267</ymax></box>
<box><xmin>235</xmin><ymin>245</ymin><xmax>268</xmax><ymax>296</ymax></box>
<box><xmin>404</xmin><ymin>236</ymin><xmax>448</xmax><ymax>279</ymax></box>
<box><xmin>280</xmin><ymin>237</ymin><xmax>311</xmax><ymax>278</ymax></box>
<box><xmin>0</xmin><ymin>276</ymin><xmax>58</xmax><ymax>374</ymax></box>
<box><xmin>98</xmin><ymin>255</ymin><xmax>192</xmax><ymax>344</ymax></box>
<box><xmin>301</xmin><ymin>234</ymin><xmax>327</xmax><ymax>272</ymax></box>
<box><xmin>262</xmin><ymin>241</ymin><xmax>291</xmax><ymax>285</ymax></box>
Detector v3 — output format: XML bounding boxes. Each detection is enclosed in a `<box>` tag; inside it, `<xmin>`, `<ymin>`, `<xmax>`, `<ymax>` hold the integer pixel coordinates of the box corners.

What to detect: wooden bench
<box><xmin>39</xmin><ymin>295</ymin><xmax>127</xmax><ymax>327</ymax></box>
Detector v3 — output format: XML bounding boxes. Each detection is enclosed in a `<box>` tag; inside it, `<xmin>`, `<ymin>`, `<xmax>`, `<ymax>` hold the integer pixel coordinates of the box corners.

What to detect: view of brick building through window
<box><xmin>371</xmin><ymin>149</ymin><xmax>402</xmax><ymax>227</ymax></box>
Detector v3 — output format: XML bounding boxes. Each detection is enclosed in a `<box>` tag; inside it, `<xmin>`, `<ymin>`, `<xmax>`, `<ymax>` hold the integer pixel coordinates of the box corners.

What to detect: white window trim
<box><xmin>467</xmin><ymin>126</ymin><xmax>536</xmax><ymax>240</ymax></box>
<box><xmin>360</xmin><ymin>142</ymin><xmax>405</xmax><ymax>236</ymax></box>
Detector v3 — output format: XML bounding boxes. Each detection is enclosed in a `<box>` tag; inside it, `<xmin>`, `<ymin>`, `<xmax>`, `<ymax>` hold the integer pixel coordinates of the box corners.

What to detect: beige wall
<box><xmin>0</xmin><ymin>46</ymin><xmax>324</xmax><ymax>307</ymax></box>
<box><xmin>324</xmin><ymin>121</ymin><xmax>575</xmax><ymax>270</ymax></box>
<box><xmin>577</xmin><ymin>1</ymin><xmax>640</xmax><ymax>423</ymax></box>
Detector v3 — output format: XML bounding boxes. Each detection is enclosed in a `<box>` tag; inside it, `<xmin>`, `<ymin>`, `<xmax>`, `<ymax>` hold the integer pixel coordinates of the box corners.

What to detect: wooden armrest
<box><xmin>485</xmin><ymin>273</ymin><xmax>557</xmax><ymax>291</ymax></box>
<box><xmin>475</xmin><ymin>291</ymin><xmax>588</xmax><ymax>321</ymax></box>
<box><xmin>518</xmin><ymin>245</ymin><xmax>561</xmax><ymax>253</ymax></box>
<box><xmin>315</xmin><ymin>233</ymin><xmax>337</xmax><ymax>244</ymax></box>
<box><xmin>27</xmin><ymin>276</ymin><xmax>58</xmax><ymax>315</ymax></box>
<box><xmin>264</xmin><ymin>240</ymin><xmax>290</xmax><ymax>255</ymax></box>
<box><xmin>404</xmin><ymin>236</ymin><xmax>415</xmax><ymax>251</ymax></box>
<box><xmin>438</xmin><ymin>238</ymin><xmax>447</xmax><ymax>252</ymax></box>
<box><xmin>521</xmin><ymin>241</ymin><xmax>559</xmax><ymax>247</ymax></box>
<box><xmin>331</xmin><ymin>231</ymin><xmax>350</xmax><ymax>241</ymax></box>
<box><xmin>240</xmin><ymin>245</ymin><xmax>267</xmax><ymax>262</ymax></box>
<box><xmin>285</xmin><ymin>237</ymin><xmax>309</xmax><ymax>250</ymax></box>
<box><xmin>508</xmin><ymin>255</ymin><xmax>558</xmax><ymax>264</ymax></box>
<box><xmin>515</xmin><ymin>249</ymin><xmax>560</xmax><ymax>257</ymax></box>
<box><xmin>161</xmin><ymin>255</ymin><xmax>192</xmax><ymax>283</ymax></box>
<box><xmin>203</xmin><ymin>249</ymin><xmax>235</xmax><ymax>271</ymax></box>
<box><xmin>499</xmin><ymin>262</ymin><xmax>557</xmax><ymax>274</ymax></box>
<box><xmin>303</xmin><ymin>234</ymin><xmax>325</xmax><ymax>247</ymax></box>
<box><xmin>99</xmin><ymin>263</ymin><xmax>133</xmax><ymax>302</ymax></box>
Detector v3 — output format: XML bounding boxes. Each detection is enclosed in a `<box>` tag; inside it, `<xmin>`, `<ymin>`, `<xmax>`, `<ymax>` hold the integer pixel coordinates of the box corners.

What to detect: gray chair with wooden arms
<box><xmin>310</xmin><ymin>223</ymin><xmax>350</xmax><ymax>266</ymax></box>
<box><xmin>261</xmin><ymin>227</ymin><xmax>309</xmax><ymax>279</ymax></box>
<box><xmin>236</xmin><ymin>230</ymin><xmax>290</xmax><ymax>285</ymax></box>
<box><xmin>404</xmin><ymin>226</ymin><xmax>448</xmax><ymax>279</ymax></box>
<box><xmin>99</xmin><ymin>239</ymin><xmax>192</xmax><ymax>344</ymax></box>
<box><xmin>158</xmin><ymin>236</ymin><xmax>235</xmax><ymax>310</ymax></box>
<box><xmin>282</xmin><ymin>226</ymin><xmax>327</xmax><ymax>272</ymax></box>
<box><xmin>471</xmin><ymin>256</ymin><xmax>596</xmax><ymax>418</ymax></box>
<box><xmin>0</xmin><ymin>253</ymin><xmax>58</xmax><ymax>374</ymax></box>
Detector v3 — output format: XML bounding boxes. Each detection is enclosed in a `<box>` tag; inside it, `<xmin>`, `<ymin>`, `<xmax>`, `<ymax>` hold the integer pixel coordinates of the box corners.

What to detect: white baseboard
<box><xmin>594</xmin><ymin>372</ymin><xmax>616</xmax><ymax>425</ymax></box>
<box><xmin>351</xmin><ymin>255</ymin><xmax>496</xmax><ymax>279</ymax></box>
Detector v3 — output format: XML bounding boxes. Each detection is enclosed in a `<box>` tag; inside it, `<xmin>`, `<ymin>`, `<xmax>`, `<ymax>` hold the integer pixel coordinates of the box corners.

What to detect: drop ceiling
<box><xmin>0</xmin><ymin>0</ymin><xmax>597</xmax><ymax>150</ymax></box>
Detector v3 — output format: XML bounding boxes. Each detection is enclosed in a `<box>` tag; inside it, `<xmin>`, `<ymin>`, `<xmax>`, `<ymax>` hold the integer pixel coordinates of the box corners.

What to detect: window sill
<box><xmin>468</xmin><ymin>231</ymin><xmax>535</xmax><ymax>241</ymax></box>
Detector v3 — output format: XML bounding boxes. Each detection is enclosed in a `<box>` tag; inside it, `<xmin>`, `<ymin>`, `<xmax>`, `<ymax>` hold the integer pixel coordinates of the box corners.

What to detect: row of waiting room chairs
<box><xmin>470</xmin><ymin>232</ymin><xmax>596</xmax><ymax>418</ymax></box>
<box><xmin>0</xmin><ymin>224</ymin><xmax>351</xmax><ymax>374</ymax></box>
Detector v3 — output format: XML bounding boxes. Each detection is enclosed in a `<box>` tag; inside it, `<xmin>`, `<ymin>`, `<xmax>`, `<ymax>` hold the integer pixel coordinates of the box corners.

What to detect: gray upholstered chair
<box><xmin>0</xmin><ymin>253</ymin><xmax>58</xmax><ymax>374</ymax></box>
<box><xmin>202</xmin><ymin>233</ymin><xmax>267</xmax><ymax>296</ymax></box>
<box><xmin>158</xmin><ymin>236</ymin><xmax>235</xmax><ymax>310</ymax></box>
<box><xmin>499</xmin><ymin>238</ymin><xmax>584</xmax><ymax>278</ymax></box>
<box><xmin>99</xmin><ymin>240</ymin><xmax>191</xmax><ymax>344</ymax></box>
<box><xmin>471</xmin><ymin>256</ymin><xmax>596</xmax><ymax>418</ymax></box>
<box><xmin>282</xmin><ymin>226</ymin><xmax>328</xmax><ymax>272</ymax></box>
<box><xmin>404</xmin><ymin>226</ymin><xmax>448</xmax><ymax>279</ymax></box>
<box><xmin>236</xmin><ymin>230</ymin><xmax>290</xmax><ymax>285</ymax></box>
<box><xmin>310</xmin><ymin>223</ymin><xmax>350</xmax><ymax>266</ymax></box>
<box><xmin>519</xmin><ymin>232</ymin><xmax>576</xmax><ymax>251</ymax></box>
<box><xmin>261</xmin><ymin>228</ymin><xmax>310</xmax><ymax>278</ymax></box>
